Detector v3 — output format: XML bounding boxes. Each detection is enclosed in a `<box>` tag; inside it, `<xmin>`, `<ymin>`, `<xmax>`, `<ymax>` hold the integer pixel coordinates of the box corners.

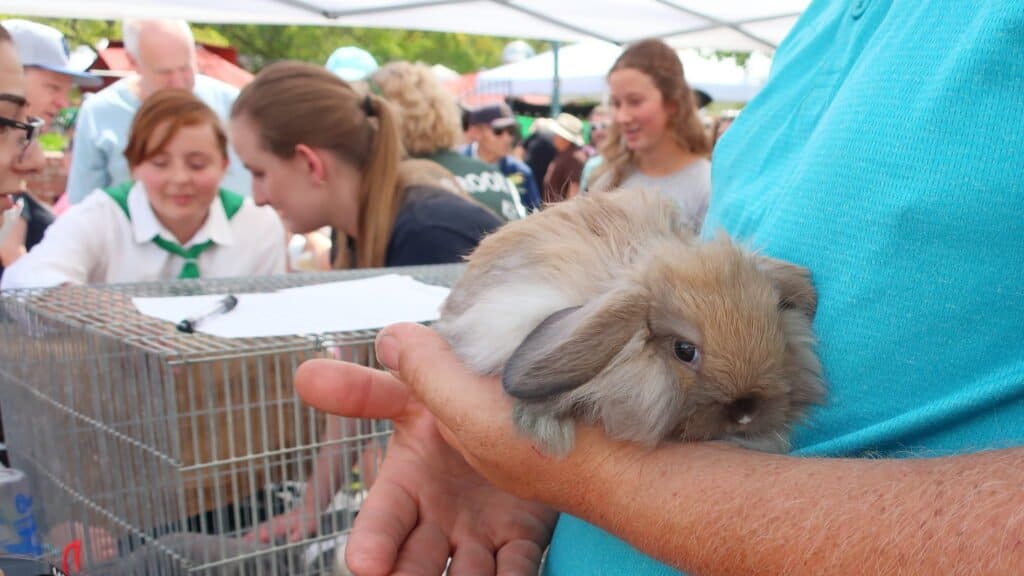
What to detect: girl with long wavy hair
<box><xmin>589</xmin><ymin>39</ymin><xmax>712</xmax><ymax>233</ymax></box>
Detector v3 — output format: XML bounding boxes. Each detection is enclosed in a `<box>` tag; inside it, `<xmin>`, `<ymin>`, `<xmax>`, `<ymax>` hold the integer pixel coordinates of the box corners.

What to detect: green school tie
<box><xmin>151</xmin><ymin>236</ymin><xmax>215</xmax><ymax>279</ymax></box>
<box><xmin>103</xmin><ymin>182</ymin><xmax>246</xmax><ymax>280</ymax></box>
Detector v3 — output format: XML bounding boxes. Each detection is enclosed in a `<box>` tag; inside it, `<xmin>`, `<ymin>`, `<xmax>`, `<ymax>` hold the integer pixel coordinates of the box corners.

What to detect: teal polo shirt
<box><xmin>544</xmin><ymin>1</ymin><xmax>1024</xmax><ymax>573</ymax></box>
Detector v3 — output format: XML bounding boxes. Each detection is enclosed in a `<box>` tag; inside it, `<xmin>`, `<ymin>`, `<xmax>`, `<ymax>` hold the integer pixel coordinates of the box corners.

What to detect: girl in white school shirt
<box><xmin>1</xmin><ymin>89</ymin><xmax>285</xmax><ymax>289</ymax></box>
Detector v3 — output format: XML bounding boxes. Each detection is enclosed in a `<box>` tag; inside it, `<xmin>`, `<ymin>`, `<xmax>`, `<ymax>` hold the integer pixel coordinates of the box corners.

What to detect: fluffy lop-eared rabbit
<box><xmin>434</xmin><ymin>188</ymin><xmax>824</xmax><ymax>457</ymax></box>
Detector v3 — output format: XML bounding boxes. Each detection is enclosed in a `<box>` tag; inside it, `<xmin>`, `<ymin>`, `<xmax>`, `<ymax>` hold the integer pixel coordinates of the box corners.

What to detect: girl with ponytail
<box><xmin>230</xmin><ymin>61</ymin><xmax>501</xmax><ymax>270</ymax></box>
<box><xmin>232</xmin><ymin>61</ymin><xmax>502</xmax><ymax>546</ymax></box>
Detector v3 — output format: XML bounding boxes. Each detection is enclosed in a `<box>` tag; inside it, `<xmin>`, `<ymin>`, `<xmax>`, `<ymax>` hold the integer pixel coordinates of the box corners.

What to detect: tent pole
<box><xmin>551</xmin><ymin>41</ymin><xmax>561</xmax><ymax>116</ymax></box>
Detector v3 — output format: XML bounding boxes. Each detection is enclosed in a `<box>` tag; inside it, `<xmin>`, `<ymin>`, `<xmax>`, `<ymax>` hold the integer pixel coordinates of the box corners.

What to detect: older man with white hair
<box><xmin>65</xmin><ymin>19</ymin><xmax>250</xmax><ymax>204</ymax></box>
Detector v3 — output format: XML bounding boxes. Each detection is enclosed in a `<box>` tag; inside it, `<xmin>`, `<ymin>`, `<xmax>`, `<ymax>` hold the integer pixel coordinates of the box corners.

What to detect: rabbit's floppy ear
<box><xmin>502</xmin><ymin>287</ymin><xmax>647</xmax><ymax>400</ymax></box>
<box><xmin>755</xmin><ymin>255</ymin><xmax>817</xmax><ymax>320</ymax></box>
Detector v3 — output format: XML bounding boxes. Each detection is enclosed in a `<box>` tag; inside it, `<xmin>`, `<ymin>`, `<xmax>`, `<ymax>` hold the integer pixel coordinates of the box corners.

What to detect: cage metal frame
<box><xmin>0</xmin><ymin>264</ymin><xmax>464</xmax><ymax>575</ymax></box>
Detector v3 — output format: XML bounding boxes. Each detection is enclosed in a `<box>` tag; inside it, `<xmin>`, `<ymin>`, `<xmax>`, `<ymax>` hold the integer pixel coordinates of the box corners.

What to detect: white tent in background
<box><xmin>6</xmin><ymin>1</ymin><xmax>803</xmax><ymax>107</ymax></box>
<box><xmin>476</xmin><ymin>41</ymin><xmax>772</xmax><ymax>103</ymax></box>
<box><xmin>2</xmin><ymin>1</ymin><xmax>810</xmax><ymax>53</ymax></box>
<box><xmin>677</xmin><ymin>49</ymin><xmax>773</xmax><ymax>102</ymax></box>
<box><xmin>476</xmin><ymin>41</ymin><xmax>622</xmax><ymax>99</ymax></box>
<box><xmin>430</xmin><ymin>64</ymin><xmax>460</xmax><ymax>81</ymax></box>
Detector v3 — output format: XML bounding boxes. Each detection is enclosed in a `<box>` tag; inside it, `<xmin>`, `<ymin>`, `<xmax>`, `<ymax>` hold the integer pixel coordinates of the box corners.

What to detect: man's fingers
<box><xmin>345</xmin><ymin>479</ymin><xmax>419</xmax><ymax>575</ymax></box>
<box><xmin>391</xmin><ymin>523</ymin><xmax>451</xmax><ymax>576</ymax></box>
<box><xmin>495</xmin><ymin>540</ymin><xmax>546</xmax><ymax>576</ymax></box>
<box><xmin>447</xmin><ymin>540</ymin><xmax>497</xmax><ymax>576</ymax></box>
<box><xmin>294</xmin><ymin>358</ymin><xmax>411</xmax><ymax>420</ymax></box>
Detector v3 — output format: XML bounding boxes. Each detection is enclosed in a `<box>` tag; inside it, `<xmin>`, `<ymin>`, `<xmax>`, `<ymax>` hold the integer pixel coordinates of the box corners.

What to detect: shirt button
<box><xmin>851</xmin><ymin>0</ymin><xmax>870</xmax><ymax>19</ymax></box>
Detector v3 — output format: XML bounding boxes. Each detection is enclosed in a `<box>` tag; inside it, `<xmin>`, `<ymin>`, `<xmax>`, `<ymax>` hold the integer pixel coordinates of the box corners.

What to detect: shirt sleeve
<box><xmin>580</xmin><ymin>155</ymin><xmax>602</xmax><ymax>192</ymax></box>
<box><xmin>65</xmin><ymin>101</ymin><xmax>110</xmax><ymax>205</ymax></box>
<box><xmin>0</xmin><ymin>197</ymin><xmax>107</xmax><ymax>289</ymax></box>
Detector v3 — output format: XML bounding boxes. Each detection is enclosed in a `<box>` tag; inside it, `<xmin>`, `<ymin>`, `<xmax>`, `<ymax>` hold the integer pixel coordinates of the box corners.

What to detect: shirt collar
<box><xmin>127</xmin><ymin>181</ymin><xmax>235</xmax><ymax>248</ymax></box>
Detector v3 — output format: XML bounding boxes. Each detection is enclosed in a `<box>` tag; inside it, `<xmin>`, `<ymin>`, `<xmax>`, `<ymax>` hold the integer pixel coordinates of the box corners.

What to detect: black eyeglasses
<box><xmin>0</xmin><ymin>115</ymin><xmax>44</xmax><ymax>161</ymax></box>
<box><xmin>492</xmin><ymin>125</ymin><xmax>517</xmax><ymax>137</ymax></box>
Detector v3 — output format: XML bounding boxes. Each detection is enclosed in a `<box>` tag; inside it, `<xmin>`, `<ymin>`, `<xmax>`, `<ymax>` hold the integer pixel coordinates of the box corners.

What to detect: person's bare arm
<box><xmin>379</xmin><ymin>322</ymin><xmax>1024</xmax><ymax>575</ymax></box>
<box><xmin>554</xmin><ymin>436</ymin><xmax>1024</xmax><ymax>575</ymax></box>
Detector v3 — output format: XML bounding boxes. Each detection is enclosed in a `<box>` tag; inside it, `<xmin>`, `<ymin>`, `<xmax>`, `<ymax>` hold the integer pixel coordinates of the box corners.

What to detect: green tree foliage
<box><xmin>218</xmin><ymin>25</ymin><xmax>536</xmax><ymax>72</ymax></box>
<box><xmin>0</xmin><ymin>15</ymin><xmax>544</xmax><ymax>73</ymax></box>
<box><xmin>701</xmin><ymin>49</ymin><xmax>751</xmax><ymax>67</ymax></box>
<box><xmin>42</xmin><ymin>18</ymin><xmax>118</xmax><ymax>49</ymax></box>
<box><xmin>3</xmin><ymin>14</ymin><xmax>753</xmax><ymax>80</ymax></box>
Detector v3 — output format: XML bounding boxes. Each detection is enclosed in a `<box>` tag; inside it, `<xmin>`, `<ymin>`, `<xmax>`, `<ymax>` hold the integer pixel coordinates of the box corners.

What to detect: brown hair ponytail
<box><xmin>232</xmin><ymin>61</ymin><xmax>405</xmax><ymax>269</ymax></box>
<box><xmin>356</xmin><ymin>92</ymin><xmax>402</xmax><ymax>268</ymax></box>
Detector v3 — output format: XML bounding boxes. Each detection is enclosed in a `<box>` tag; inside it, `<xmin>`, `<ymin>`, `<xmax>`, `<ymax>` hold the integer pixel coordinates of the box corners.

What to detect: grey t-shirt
<box><xmin>590</xmin><ymin>158</ymin><xmax>712</xmax><ymax>233</ymax></box>
<box><xmin>619</xmin><ymin>159</ymin><xmax>711</xmax><ymax>233</ymax></box>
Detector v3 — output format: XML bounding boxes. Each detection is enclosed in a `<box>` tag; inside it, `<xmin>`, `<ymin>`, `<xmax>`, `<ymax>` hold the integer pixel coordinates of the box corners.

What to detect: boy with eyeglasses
<box><xmin>0</xmin><ymin>24</ymin><xmax>44</xmax><ymax>219</ymax></box>
<box><xmin>461</xmin><ymin>103</ymin><xmax>542</xmax><ymax>212</ymax></box>
<box><xmin>1</xmin><ymin>20</ymin><xmax>102</xmax><ymax>279</ymax></box>
<box><xmin>0</xmin><ymin>22</ymin><xmax>56</xmax><ymax>573</ymax></box>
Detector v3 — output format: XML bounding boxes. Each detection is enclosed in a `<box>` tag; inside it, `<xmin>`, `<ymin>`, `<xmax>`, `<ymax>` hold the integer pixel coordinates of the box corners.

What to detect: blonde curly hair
<box><xmin>370</xmin><ymin>61</ymin><xmax>463</xmax><ymax>157</ymax></box>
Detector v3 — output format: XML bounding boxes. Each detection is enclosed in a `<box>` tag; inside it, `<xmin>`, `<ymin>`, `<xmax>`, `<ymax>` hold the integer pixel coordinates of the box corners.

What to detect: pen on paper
<box><xmin>176</xmin><ymin>295</ymin><xmax>239</xmax><ymax>333</ymax></box>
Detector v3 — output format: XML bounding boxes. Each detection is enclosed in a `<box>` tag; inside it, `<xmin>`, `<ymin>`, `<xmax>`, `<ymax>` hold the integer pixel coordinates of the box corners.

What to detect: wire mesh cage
<box><xmin>0</xmin><ymin>264</ymin><xmax>464</xmax><ymax>575</ymax></box>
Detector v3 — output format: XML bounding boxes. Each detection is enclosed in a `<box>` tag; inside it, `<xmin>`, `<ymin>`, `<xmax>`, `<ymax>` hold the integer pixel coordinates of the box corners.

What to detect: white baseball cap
<box><xmin>3</xmin><ymin>19</ymin><xmax>102</xmax><ymax>87</ymax></box>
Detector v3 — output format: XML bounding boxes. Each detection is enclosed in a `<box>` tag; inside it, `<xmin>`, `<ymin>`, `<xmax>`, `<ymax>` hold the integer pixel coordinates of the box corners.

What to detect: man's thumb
<box><xmin>375</xmin><ymin>322</ymin><xmax>448</xmax><ymax>372</ymax></box>
<box><xmin>374</xmin><ymin>322</ymin><xmax>495</xmax><ymax>422</ymax></box>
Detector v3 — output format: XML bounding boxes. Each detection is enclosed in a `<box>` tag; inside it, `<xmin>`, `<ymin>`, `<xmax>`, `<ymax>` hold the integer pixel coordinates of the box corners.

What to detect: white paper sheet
<box><xmin>132</xmin><ymin>274</ymin><xmax>451</xmax><ymax>338</ymax></box>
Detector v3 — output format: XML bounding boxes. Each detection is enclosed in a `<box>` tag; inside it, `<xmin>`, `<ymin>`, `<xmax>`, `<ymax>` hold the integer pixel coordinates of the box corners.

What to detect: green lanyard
<box><xmin>103</xmin><ymin>181</ymin><xmax>244</xmax><ymax>279</ymax></box>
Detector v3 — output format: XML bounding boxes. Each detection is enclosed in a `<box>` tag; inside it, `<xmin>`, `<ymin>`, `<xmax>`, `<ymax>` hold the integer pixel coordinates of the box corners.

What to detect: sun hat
<box><xmin>546</xmin><ymin>112</ymin><xmax>584</xmax><ymax>147</ymax></box>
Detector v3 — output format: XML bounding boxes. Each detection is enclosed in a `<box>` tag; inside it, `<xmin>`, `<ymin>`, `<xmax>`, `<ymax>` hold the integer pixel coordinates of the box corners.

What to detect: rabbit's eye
<box><xmin>673</xmin><ymin>340</ymin><xmax>700</xmax><ymax>365</ymax></box>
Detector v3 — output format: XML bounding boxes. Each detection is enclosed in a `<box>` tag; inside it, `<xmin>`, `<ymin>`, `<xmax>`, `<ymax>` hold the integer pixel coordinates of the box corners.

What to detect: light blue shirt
<box><xmin>66</xmin><ymin>75</ymin><xmax>252</xmax><ymax>204</ymax></box>
<box><xmin>544</xmin><ymin>1</ymin><xmax>1024</xmax><ymax>573</ymax></box>
<box><xmin>579</xmin><ymin>154</ymin><xmax>601</xmax><ymax>192</ymax></box>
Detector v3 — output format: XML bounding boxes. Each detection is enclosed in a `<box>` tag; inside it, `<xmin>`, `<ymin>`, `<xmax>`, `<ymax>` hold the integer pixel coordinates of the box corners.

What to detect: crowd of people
<box><xmin>1</xmin><ymin>3</ymin><xmax>1022</xmax><ymax>574</ymax></box>
<box><xmin>0</xmin><ymin>17</ymin><xmax>725</xmax><ymax>291</ymax></box>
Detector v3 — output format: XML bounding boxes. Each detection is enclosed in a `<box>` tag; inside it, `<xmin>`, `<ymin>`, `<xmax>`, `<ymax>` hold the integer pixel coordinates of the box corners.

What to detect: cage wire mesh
<box><xmin>0</xmin><ymin>264</ymin><xmax>464</xmax><ymax>575</ymax></box>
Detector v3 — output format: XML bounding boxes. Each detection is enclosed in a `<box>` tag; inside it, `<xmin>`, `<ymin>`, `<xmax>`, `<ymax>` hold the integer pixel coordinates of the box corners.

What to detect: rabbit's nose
<box><xmin>726</xmin><ymin>396</ymin><xmax>759</xmax><ymax>426</ymax></box>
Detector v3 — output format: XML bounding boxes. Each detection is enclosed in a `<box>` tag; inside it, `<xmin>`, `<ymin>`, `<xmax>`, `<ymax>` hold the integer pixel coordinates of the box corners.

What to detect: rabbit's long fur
<box><xmin>435</xmin><ymin>188</ymin><xmax>824</xmax><ymax>456</ymax></box>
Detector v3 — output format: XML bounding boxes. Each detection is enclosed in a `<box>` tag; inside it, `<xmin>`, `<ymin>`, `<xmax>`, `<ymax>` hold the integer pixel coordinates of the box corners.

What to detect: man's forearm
<box><xmin>561</xmin><ymin>438</ymin><xmax>1024</xmax><ymax>575</ymax></box>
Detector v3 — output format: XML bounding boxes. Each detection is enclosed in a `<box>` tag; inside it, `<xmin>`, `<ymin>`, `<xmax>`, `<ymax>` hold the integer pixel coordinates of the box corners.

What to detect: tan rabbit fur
<box><xmin>434</xmin><ymin>188</ymin><xmax>824</xmax><ymax>456</ymax></box>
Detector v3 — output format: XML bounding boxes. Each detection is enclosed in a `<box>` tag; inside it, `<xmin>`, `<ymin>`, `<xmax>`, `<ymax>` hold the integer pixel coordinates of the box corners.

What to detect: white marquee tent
<box><xmin>4</xmin><ymin>0</ymin><xmax>810</xmax><ymax>52</ymax></box>
<box><xmin>475</xmin><ymin>40</ymin><xmax>773</xmax><ymax>103</ymax></box>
